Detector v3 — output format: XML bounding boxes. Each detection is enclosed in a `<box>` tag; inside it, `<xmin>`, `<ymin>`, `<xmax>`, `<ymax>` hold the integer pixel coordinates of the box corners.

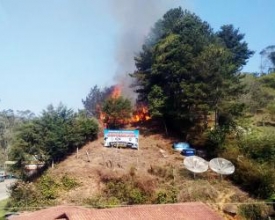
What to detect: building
<box><xmin>8</xmin><ymin>202</ymin><xmax>223</xmax><ymax>220</ymax></box>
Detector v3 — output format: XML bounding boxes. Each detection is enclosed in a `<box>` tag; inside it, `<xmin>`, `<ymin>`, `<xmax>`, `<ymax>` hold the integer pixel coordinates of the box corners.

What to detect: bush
<box><xmin>239</xmin><ymin>133</ymin><xmax>275</xmax><ymax>165</ymax></box>
<box><xmin>7</xmin><ymin>173</ymin><xmax>80</xmax><ymax>210</ymax></box>
<box><xmin>221</xmin><ymin>148</ymin><xmax>275</xmax><ymax>199</ymax></box>
<box><xmin>97</xmin><ymin>170</ymin><xmax>155</xmax><ymax>205</ymax></box>
<box><xmin>154</xmin><ymin>187</ymin><xmax>178</xmax><ymax>204</ymax></box>
<box><xmin>60</xmin><ymin>174</ymin><xmax>80</xmax><ymax>191</ymax></box>
<box><xmin>37</xmin><ymin>175</ymin><xmax>59</xmax><ymax>200</ymax></box>
<box><xmin>239</xmin><ymin>203</ymin><xmax>270</xmax><ymax>220</ymax></box>
<box><xmin>7</xmin><ymin>181</ymin><xmax>49</xmax><ymax>211</ymax></box>
<box><xmin>104</xmin><ymin>178</ymin><xmax>148</xmax><ymax>205</ymax></box>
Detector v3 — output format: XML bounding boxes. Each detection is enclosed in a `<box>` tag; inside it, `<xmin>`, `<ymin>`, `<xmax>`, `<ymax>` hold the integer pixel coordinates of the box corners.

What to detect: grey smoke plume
<box><xmin>109</xmin><ymin>0</ymin><xmax>185</xmax><ymax>101</ymax></box>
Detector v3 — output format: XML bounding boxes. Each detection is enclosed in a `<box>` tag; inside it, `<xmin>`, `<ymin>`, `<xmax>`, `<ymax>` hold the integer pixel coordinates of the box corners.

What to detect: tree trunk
<box><xmin>163</xmin><ymin>118</ymin><xmax>168</xmax><ymax>136</ymax></box>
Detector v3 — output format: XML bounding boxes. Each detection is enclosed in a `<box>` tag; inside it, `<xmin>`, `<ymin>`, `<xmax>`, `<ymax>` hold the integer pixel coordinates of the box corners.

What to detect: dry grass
<box><xmin>46</xmin><ymin>129</ymin><xmax>260</xmax><ymax>219</ymax></box>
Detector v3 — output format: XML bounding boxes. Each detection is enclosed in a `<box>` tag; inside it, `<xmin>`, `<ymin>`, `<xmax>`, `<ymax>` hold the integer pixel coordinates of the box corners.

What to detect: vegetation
<box><xmin>82</xmin><ymin>85</ymin><xmax>116</xmax><ymax>118</ymax></box>
<box><xmin>8</xmin><ymin>104</ymin><xmax>98</xmax><ymax>179</ymax></box>
<box><xmin>131</xmin><ymin>7</ymin><xmax>253</xmax><ymax>134</ymax></box>
<box><xmin>102</xmin><ymin>96</ymin><xmax>132</xmax><ymax>129</ymax></box>
<box><xmin>0</xmin><ymin>199</ymin><xmax>9</xmax><ymax>220</ymax></box>
<box><xmin>6</xmin><ymin>173</ymin><xmax>80</xmax><ymax>211</ymax></box>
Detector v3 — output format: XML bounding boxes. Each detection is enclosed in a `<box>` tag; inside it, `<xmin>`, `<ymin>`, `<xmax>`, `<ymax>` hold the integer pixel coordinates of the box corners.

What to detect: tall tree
<box><xmin>216</xmin><ymin>24</ymin><xmax>254</xmax><ymax>72</ymax></box>
<box><xmin>102</xmin><ymin>96</ymin><xmax>132</xmax><ymax>129</ymax></box>
<box><xmin>260</xmin><ymin>45</ymin><xmax>275</xmax><ymax>73</ymax></box>
<box><xmin>131</xmin><ymin>7</ymin><xmax>252</xmax><ymax>133</ymax></box>
<box><xmin>82</xmin><ymin>85</ymin><xmax>115</xmax><ymax>118</ymax></box>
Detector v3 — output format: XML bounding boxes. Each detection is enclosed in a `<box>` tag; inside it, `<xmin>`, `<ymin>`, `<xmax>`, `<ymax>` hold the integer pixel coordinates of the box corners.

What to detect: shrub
<box><xmin>221</xmin><ymin>148</ymin><xmax>275</xmax><ymax>199</ymax></box>
<box><xmin>7</xmin><ymin>173</ymin><xmax>80</xmax><ymax>210</ymax></box>
<box><xmin>7</xmin><ymin>181</ymin><xmax>54</xmax><ymax>211</ymax></box>
<box><xmin>239</xmin><ymin>203</ymin><xmax>270</xmax><ymax>220</ymax></box>
<box><xmin>84</xmin><ymin>195</ymin><xmax>120</xmax><ymax>208</ymax></box>
<box><xmin>154</xmin><ymin>187</ymin><xmax>178</xmax><ymax>204</ymax></box>
<box><xmin>148</xmin><ymin>165</ymin><xmax>174</xmax><ymax>180</ymax></box>
<box><xmin>37</xmin><ymin>175</ymin><xmax>59</xmax><ymax>200</ymax></box>
<box><xmin>60</xmin><ymin>174</ymin><xmax>80</xmax><ymax>191</ymax></box>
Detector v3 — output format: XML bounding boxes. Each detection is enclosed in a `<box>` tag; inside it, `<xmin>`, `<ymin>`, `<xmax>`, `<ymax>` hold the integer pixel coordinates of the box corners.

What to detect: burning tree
<box><xmin>83</xmin><ymin>85</ymin><xmax>151</xmax><ymax>128</ymax></box>
<box><xmin>102</xmin><ymin>96</ymin><xmax>132</xmax><ymax>129</ymax></box>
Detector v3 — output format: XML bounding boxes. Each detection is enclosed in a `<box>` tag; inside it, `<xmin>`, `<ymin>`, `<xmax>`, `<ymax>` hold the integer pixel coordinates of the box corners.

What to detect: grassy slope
<box><xmin>43</xmin><ymin>124</ymin><xmax>262</xmax><ymax>220</ymax></box>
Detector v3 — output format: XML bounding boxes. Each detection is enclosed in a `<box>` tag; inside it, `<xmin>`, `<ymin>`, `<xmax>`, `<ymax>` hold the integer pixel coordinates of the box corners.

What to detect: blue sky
<box><xmin>0</xmin><ymin>0</ymin><xmax>274</xmax><ymax>115</ymax></box>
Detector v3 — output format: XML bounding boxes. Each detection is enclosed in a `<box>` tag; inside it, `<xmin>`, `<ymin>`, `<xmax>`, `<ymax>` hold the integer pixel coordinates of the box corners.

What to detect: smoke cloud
<box><xmin>109</xmin><ymin>0</ymin><xmax>186</xmax><ymax>101</ymax></box>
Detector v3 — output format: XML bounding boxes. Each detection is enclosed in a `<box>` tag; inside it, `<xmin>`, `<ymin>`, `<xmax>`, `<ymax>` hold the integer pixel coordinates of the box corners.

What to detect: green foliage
<box><xmin>131</xmin><ymin>7</ymin><xmax>252</xmax><ymax>134</ymax></box>
<box><xmin>102</xmin><ymin>96</ymin><xmax>132</xmax><ymax>129</ymax></box>
<box><xmin>9</xmin><ymin>104</ymin><xmax>99</xmax><ymax>178</ymax></box>
<box><xmin>154</xmin><ymin>187</ymin><xmax>178</xmax><ymax>204</ymax></box>
<box><xmin>97</xmin><ymin>171</ymin><xmax>155</xmax><ymax>205</ymax></box>
<box><xmin>148</xmin><ymin>85</ymin><xmax>167</xmax><ymax>118</ymax></box>
<box><xmin>84</xmin><ymin>195</ymin><xmax>120</xmax><ymax>208</ymax></box>
<box><xmin>221</xmin><ymin>147</ymin><xmax>275</xmax><ymax>199</ymax></box>
<box><xmin>239</xmin><ymin>74</ymin><xmax>271</xmax><ymax>113</ymax></box>
<box><xmin>7</xmin><ymin>173</ymin><xmax>80</xmax><ymax>210</ymax></box>
<box><xmin>239</xmin><ymin>132</ymin><xmax>275</xmax><ymax>165</ymax></box>
<box><xmin>7</xmin><ymin>181</ymin><xmax>45</xmax><ymax>210</ymax></box>
<box><xmin>267</xmin><ymin>102</ymin><xmax>275</xmax><ymax>120</ymax></box>
<box><xmin>0</xmin><ymin>110</ymin><xmax>35</xmax><ymax>165</ymax></box>
<box><xmin>37</xmin><ymin>175</ymin><xmax>59</xmax><ymax>200</ymax></box>
<box><xmin>216</xmin><ymin>24</ymin><xmax>254</xmax><ymax>70</ymax></box>
<box><xmin>204</xmin><ymin>128</ymin><xmax>228</xmax><ymax>157</ymax></box>
<box><xmin>239</xmin><ymin>203</ymin><xmax>270</xmax><ymax>220</ymax></box>
<box><xmin>60</xmin><ymin>174</ymin><xmax>80</xmax><ymax>191</ymax></box>
<box><xmin>104</xmin><ymin>178</ymin><xmax>148</xmax><ymax>205</ymax></box>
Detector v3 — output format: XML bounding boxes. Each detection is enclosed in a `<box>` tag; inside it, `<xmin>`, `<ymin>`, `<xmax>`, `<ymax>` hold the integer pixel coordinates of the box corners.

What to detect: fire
<box><xmin>111</xmin><ymin>85</ymin><xmax>121</xmax><ymax>99</ymax></box>
<box><xmin>96</xmin><ymin>85</ymin><xmax>151</xmax><ymax>127</ymax></box>
<box><xmin>131</xmin><ymin>105</ymin><xmax>151</xmax><ymax>123</ymax></box>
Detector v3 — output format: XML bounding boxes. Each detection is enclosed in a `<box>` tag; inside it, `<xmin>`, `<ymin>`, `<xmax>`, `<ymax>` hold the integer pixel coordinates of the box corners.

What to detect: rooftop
<box><xmin>8</xmin><ymin>202</ymin><xmax>223</xmax><ymax>220</ymax></box>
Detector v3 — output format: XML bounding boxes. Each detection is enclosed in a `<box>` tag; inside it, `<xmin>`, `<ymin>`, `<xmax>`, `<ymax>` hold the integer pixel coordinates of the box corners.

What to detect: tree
<box><xmin>216</xmin><ymin>25</ymin><xmax>254</xmax><ymax>72</ymax></box>
<box><xmin>239</xmin><ymin>74</ymin><xmax>269</xmax><ymax>114</ymax></box>
<box><xmin>9</xmin><ymin>104</ymin><xmax>99</xmax><ymax>178</ymax></box>
<box><xmin>0</xmin><ymin>109</ymin><xmax>34</xmax><ymax>163</ymax></box>
<box><xmin>131</xmin><ymin>8</ymin><xmax>253</xmax><ymax>135</ymax></box>
<box><xmin>102</xmin><ymin>96</ymin><xmax>132</xmax><ymax>129</ymax></box>
<box><xmin>260</xmin><ymin>45</ymin><xmax>275</xmax><ymax>74</ymax></box>
<box><xmin>82</xmin><ymin>85</ymin><xmax>115</xmax><ymax>118</ymax></box>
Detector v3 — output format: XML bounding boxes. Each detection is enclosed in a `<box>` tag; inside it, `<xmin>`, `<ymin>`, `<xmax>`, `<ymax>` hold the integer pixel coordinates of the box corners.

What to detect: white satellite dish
<box><xmin>209</xmin><ymin>158</ymin><xmax>235</xmax><ymax>179</ymax></box>
<box><xmin>184</xmin><ymin>156</ymin><xmax>208</xmax><ymax>178</ymax></box>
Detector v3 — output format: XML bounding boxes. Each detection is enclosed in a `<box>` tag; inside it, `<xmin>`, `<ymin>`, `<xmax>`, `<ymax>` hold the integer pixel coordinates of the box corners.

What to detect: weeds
<box><xmin>7</xmin><ymin>173</ymin><xmax>80</xmax><ymax>211</ymax></box>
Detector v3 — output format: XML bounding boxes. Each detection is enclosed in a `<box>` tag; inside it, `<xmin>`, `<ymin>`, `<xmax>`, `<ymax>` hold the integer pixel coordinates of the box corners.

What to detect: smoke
<box><xmin>109</xmin><ymin>0</ymin><xmax>185</xmax><ymax>101</ymax></box>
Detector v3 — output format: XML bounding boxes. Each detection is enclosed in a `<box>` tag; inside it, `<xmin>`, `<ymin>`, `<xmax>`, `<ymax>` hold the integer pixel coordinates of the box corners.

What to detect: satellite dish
<box><xmin>184</xmin><ymin>156</ymin><xmax>208</xmax><ymax>178</ymax></box>
<box><xmin>209</xmin><ymin>158</ymin><xmax>235</xmax><ymax>177</ymax></box>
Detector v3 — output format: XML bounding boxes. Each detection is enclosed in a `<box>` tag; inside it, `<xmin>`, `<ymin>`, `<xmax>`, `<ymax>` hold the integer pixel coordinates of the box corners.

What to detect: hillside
<box><xmin>43</xmin><ymin>126</ymin><xmax>258</xmax><ymax>220</ymax></box>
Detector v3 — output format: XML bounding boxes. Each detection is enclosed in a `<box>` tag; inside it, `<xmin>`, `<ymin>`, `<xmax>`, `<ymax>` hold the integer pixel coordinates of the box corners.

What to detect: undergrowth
<box><xmin>6</xmin><ymin>173</ymin><xmax>80</xmax><ymax>211</ymax></box>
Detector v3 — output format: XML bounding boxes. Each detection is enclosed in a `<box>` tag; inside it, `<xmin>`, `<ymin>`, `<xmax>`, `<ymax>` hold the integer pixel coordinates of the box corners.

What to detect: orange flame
<box><xmin>131</xmin><ymin>105</ymin><xmax>151</xmax><ymax>123</ymax></box>
<box><xmin>111</xmin><ymin>85</ymin><xmax>121</xmax><ymax>99</ymax></box>
<box><xmin>97</xmin><ymin>85</ymin><xmax>151</xmax><ymax>127</ymax></box>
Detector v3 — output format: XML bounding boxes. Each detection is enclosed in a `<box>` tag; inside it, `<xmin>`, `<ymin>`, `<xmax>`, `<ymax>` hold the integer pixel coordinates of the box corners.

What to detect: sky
<box><xmin>0</xmin><ymin>0</ymin><xmax>274</xmax><ymax>115</ymax></box>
